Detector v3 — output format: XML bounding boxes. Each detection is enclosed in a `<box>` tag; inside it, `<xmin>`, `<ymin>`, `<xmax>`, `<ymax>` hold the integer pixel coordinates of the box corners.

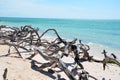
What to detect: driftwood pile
<box><xmin>0</xmin><ymin>25</ymin><xmax>120</xmax><ymax>80</ymax></box>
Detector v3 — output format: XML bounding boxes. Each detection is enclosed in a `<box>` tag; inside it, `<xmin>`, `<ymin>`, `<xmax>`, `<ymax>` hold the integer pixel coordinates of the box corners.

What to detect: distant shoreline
<box><xmin>0</xmin><ymin>17</ymin><xmax>120</xmax><ymax>51</ymax></box>
<box><xmin>0</xmin><ymin>16</ymin><xmax>120</xmax><ymax>20</ymax></box>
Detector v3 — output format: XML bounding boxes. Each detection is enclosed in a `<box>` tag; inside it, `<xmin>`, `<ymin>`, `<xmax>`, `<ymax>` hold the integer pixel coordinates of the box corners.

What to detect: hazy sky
<box><xmin>0</xmin><ymin>0</ymin><xmax>120</xmax><ymax>19</ymax></box>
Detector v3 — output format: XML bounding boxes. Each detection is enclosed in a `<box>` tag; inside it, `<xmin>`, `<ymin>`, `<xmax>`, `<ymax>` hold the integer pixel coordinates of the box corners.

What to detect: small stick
<box><xmin>3</xmin><ymin>68</ymin><xmax>8</xmax><ymax>80</ymax></box>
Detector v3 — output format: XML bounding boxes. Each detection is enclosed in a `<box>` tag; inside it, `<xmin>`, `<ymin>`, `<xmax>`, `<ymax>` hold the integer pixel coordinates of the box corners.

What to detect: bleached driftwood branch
<box><xmin>0</xmin><ymin>25</ymin><xmax>119</xmax><ymax>80</ymax></box>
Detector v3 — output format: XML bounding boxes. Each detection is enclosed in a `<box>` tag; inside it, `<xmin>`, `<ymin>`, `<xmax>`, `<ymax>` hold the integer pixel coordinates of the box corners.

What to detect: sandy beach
<box><xmin>1</xmin><ymin>0</ymin><xmax>120</xmax><ymax>79</ymax></box>
<box><xmin>0</xmin><ymin>40</ymin><xmax>120</xmax><ymax>80</ymax></box>
<box><xmin>0</xmin><ymin>45</ymin><xmax>54</xmax><ymax>80</ymax></box>
<box><xmin>0</xmin><ymin>25</ymin><xmax>120</xmax><ymax>80</ymax></box>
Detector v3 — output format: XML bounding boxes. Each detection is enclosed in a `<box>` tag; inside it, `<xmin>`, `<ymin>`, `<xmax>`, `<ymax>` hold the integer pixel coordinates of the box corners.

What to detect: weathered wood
<box><xmin>3</xmin><ymin>68</ymin><xmax>8</xmax><ymax>80</ymax></box>
<box><xmin>79</xmin><ymin>70</ymin><xmax>97</xmax><ymax>80</ymax></box>
<box><xmin>39</xmin><ymin>29</ymin><xmax>67</xmax><ymax>45</ymax></box>
<box><xmin>102</xmin><ymin>50</ymin><xmax>120</xmax><ymax>70</ymax></box>
<box><xmin>1</xmin><ymin>25</ymin><xmax>120</xmax><ymax>80</ymax></box>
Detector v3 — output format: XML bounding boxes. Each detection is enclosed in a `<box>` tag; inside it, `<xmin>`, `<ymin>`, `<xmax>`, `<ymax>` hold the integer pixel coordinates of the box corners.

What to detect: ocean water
<box><xmin>0</xmin><ymin>17</ymin><xmax>120</xmax><ymax>51</ymax></box>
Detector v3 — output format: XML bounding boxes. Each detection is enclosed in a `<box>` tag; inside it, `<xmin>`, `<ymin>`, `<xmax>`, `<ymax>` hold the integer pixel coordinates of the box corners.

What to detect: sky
<box><xmin>0</xmin><ymin>0</ymin><xmax>120</xmax><ymax>19</ymax></box>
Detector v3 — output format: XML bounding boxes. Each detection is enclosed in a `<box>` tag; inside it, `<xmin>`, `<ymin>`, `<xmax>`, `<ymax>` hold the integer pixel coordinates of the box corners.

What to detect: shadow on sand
<box><xmin>30</xmin><ymin>60</ymin><xmax>56</xmax><ymax>79</ymax></box>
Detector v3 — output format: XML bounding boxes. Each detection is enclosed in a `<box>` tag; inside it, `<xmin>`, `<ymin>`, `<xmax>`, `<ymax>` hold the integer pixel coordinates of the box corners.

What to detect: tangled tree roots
<box><xmin>0</xmin><ymin>25</ymin><xmax>120</xmax><ymax>80</ymax></box>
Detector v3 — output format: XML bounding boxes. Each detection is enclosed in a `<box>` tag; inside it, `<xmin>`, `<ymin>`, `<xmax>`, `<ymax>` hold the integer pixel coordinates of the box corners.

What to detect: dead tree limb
<box><xmin>79</xmin><ymin>70</ymin><xmax>97</xmax><ymax>80</ymax></box>
<box><xmin>3</xmin><ymin>68</ymin><xmax>8</xmax><ymax>80</ymax></box>
<box><xmin>102</xmin><ymin>50</ymin><xmax>120</xmax><ymax>70</ymax></box>
<box><xmin>39</xmin><ymin>29</ymin><xmax>67</xmax><ymax>45</ymax></box>
<box><xmin>21</xmin><ymin>25</ymin><xmax>41</xmax><ymax>44</ymax></box>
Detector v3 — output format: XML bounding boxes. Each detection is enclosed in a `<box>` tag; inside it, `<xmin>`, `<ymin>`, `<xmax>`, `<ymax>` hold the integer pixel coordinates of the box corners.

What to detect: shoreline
<box><xmin>38</xmin><ymin>29</ymin><xmax>120</xmax><ymax>53</ymax></box>
<box><xmin>0</xmin><ymin>25</ymin><xmax>120</xmax><ymax>80</ymax></box>
<box><xmin>87</xmin><ymin>42</ymin><xmax>120</xmax><ymax>59</ymax></box>
<box><xmin>47</xmin><ymin>34</ymin><xmax>120</xmax><ymax>59</ymax></box>
<box><xmin>0</xmin><ymin>18</ymin><xmax>120</xmax><ymax>50</ymax></box>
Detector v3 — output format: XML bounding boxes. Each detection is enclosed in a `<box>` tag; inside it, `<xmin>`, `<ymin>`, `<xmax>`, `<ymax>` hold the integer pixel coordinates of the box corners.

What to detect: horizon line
<box><xmin>0</xmin><ymin>16</ymin><xmax>120</xmax><ymax>20</ymax></box>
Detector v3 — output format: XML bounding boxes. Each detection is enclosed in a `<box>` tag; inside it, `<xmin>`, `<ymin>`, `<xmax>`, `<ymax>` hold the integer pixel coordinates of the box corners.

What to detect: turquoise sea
<box><xmin>0</xmin><ymin>17</ymin><xmax>120</xmax><ymax>51</ymax></box>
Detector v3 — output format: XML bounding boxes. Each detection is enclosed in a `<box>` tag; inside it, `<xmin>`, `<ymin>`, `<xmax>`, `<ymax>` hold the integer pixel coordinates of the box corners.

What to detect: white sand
<box><xmin>0</xmin><ymin>45</ymin><xmax>55</xmax><ymax>80</ymax></box>
<box><xmin>0</xmin><ymin>41</ymin><xmax>120</xmax><ymax>80</ymax></box>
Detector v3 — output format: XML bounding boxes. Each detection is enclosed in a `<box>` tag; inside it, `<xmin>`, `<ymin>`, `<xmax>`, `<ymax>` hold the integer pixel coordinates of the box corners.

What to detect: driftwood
<box><xmin>79</xmin><ymin>70</ymin><xmax>97</xmax><ymax>80</ymax></box>
<box><xmin>102</xmin><ymin>50</ymin><xmax>120</xmax><ymax>70</ymax></box>
<box><xmin>3</xmin><ymin>68</ymin><xmax>8</xmax><ymax>80</ymax></box>
<box><xmin>39</xmin><ymin>29</ymin><xmax>67</xmax><ymax>45</ymax></box>
<box><xmin>0</xmin><ymin>25</ymin><xmax>120</xmax><ymax>80</ymax></box>
<box><xmin>31</xmin><ymin>46</ymin><xmax>97</xmax><ymax>80</ymax></box>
